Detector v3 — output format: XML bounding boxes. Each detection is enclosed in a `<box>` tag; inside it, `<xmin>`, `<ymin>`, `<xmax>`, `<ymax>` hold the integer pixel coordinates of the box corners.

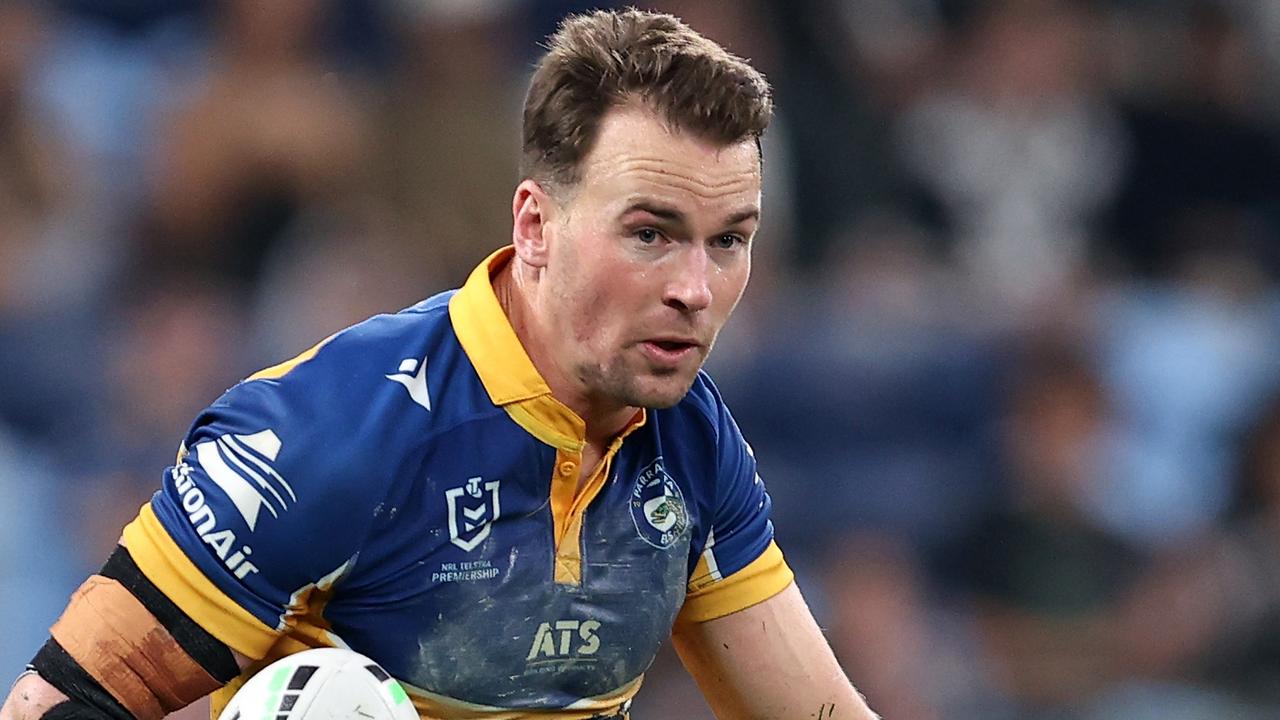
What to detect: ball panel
<box><xmin>217</xmin><ymin>648</ymin><xmax>417</xmax><ymax>720</ymax></box>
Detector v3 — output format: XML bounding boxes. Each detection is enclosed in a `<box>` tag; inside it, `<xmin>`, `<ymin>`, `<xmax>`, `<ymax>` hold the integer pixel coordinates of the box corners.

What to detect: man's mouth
<box><xmin>651</xmin><ymin>340</ymin><xmax>696</xmax><ymax>352</ymax></box>
<box><xmin>639</xmin><ymin>338</ymin><xmax>701</xmax><ymax>365</ymax></box>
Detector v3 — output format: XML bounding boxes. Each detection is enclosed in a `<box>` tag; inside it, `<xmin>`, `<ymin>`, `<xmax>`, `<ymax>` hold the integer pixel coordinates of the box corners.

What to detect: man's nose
<box><xmin>663</xmin><ymin>246</ymin><xmax>713</xmax><ymax>313</ymax></box>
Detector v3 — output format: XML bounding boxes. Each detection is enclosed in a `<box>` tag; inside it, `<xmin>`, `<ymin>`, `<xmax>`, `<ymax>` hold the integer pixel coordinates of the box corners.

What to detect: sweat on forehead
<box><xmin>573</xmin><ymin>112</ymin><xmax>761</xmax><ymax>209</ymax></box>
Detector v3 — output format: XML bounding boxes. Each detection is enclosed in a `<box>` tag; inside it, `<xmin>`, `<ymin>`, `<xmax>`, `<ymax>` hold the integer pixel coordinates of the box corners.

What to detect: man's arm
<box><xmin>0</xmin><ymin>544</ymin><xmax>250</xmax><ymax>720</ymax></box>
<box><xmin>0</xmin><ymin>674</ymin><xmax>66</xmax><ymax>720</ymax></box>
<box><xmin>0</xmin><ymin>638</ymin><xmax>251</xmax><ymax>720</ymax></box>
<box><xmin>1</xmin><ymin>644</ymin><xmax>251</xmax><ymax>720</ymax></box>
<box><xmin>3</xmin><ymin>334</ymin><xmax>379</xmax><ymax>720</ymax></box>
<box><xmin>673</xmin><ymin>582</ymin><xmax>879</xmax><ymax>720</ymax></box>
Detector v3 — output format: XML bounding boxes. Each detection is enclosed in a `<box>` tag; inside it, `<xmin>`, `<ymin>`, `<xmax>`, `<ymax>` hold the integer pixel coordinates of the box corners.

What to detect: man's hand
<box><xmin>0</xmin><ymin>672</ymin><xmax>70</xmax><ymax>720</ymax></box>
<box><xmin>673</xmin><ymin>582</ymin><xmax>880</xmax><ymax>720</ymax></box>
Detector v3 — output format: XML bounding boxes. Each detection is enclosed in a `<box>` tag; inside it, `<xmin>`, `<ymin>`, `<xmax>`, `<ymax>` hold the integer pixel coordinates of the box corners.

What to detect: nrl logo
<box><xmin>445</xmin><ymin>476</ymin><xmax>501</xmax><ymax>552</ymax></box>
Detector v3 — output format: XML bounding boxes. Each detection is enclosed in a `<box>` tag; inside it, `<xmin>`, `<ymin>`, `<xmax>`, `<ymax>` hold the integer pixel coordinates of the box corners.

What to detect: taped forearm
<box><xmin>20</xmin><ymin>547</ymin><xmax>238</xmax><ymax>720</ymax></box>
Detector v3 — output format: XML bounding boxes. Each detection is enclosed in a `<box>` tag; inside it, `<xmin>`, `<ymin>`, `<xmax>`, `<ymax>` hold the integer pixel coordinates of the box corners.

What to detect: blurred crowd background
<box><xmin>2</xmin><ymin>0</ymin><xmax>1280</xmax><ymax>717</ymax></box>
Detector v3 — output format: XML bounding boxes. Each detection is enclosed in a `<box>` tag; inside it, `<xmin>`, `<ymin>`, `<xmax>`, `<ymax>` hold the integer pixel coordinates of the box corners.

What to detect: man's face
<box><xmin>542</xmin><ymin>105</ymin><xmax>761</xmax><ymax>410</ymax></box>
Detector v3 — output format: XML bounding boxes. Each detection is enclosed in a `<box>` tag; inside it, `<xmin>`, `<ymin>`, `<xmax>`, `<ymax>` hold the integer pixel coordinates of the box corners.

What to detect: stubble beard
<box><xmin>578</xmin><ymin>348</ymin><xmax>702</xmax><ymax>410</ymax></box>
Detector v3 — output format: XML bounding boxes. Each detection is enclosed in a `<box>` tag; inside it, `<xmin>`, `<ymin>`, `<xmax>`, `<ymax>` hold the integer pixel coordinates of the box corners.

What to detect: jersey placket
<box><xmin>549</xmin><ymin>417</ymin><xmax>645</xmax><ymax>586</ymax></box>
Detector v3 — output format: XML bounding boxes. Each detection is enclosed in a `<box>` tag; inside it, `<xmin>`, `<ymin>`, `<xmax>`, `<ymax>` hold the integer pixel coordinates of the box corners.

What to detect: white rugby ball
<box><xmin>217</xmin><ymin>648</ymin><xmax>418</xmax><ymax>720</ymax></box>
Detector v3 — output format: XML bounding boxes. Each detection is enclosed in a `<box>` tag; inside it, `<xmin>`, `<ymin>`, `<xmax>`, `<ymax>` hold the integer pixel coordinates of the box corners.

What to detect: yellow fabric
<box><xmin>245</xmin><ymin>335</ymin><xmax>333</xmax><ymax>381</ymax></box>
<box><xmin>550</xmin><ymin>413</ymin><xmax>646</xmax><ymax>585</ymax></box>
<box><xmin>678</xmin><ymin>541</ymin><xmax>794</xmax><ymax>623</ymax></box>
<box><xmin>449</xmin><ymin>248</ymin><xmax>586</xmax><ymax>452</ymax></box>
<box><xmin>210</xmin><ymin>678</ymin><xmax>244</xmax><ymax>719</ymax></box>
<box><xmin>687</xmin><ymin>552</ymin><xmax>715</xmax><ymax>591</ymax></box>
<box><xmin>506</xmin><ymin>402</ymin><xmax>585</xmax><ymax>453</ymax></box>
<box><xmin>209</xmin><ymin>626</ymin><xmax>339</xmax><ymax>719</ymax></box>
<box><xmin>122</xmin><ymin>504</ymin><xmax>279</xmax><ymax>657</ymax></box>
<box><xmin>216</xmin><ymin>654</ymin><xmax>641</xmax><ymax>720</ymax></box>
<box><xmin>208</xmin><ymin>572</ymin><xmax>347</xmax><ymax>718</ymax></box>
<box><xmin>549</xmin><ymin>448</ymin><xmax>582</xmax><ymax>580</ymax></box>
<box><xmin>405</xmin><ymin>675</ymin><xmax>643</xmax><ymax>719</ymax></box>
<box><xmin>450</xmin><ymin>247</ymin><xmax>647</xmax><ymax>586</ymax></box>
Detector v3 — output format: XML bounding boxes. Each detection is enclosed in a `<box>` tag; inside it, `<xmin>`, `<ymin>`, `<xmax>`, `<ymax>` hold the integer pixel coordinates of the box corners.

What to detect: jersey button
<box><xmin>559</xmin><ymin>461</ymin><xmax>577</xmax><ymax>476</ymax></box>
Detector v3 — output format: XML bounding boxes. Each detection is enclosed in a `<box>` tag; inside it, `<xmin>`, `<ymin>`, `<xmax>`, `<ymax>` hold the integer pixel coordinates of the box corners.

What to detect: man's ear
<box><xmin>512</xmin><ymin>179</ymin><xmax>558</xmax><ymax>268</ymax></box>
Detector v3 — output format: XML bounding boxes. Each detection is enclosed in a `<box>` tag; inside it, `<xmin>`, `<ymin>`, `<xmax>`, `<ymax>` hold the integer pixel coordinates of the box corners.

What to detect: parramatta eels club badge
<box><xmin>630</xmin><ymin>458</ymin><xmax>688</xmax><ymax>549</ymax></box>
<box><xmin>445</xmin><ymin>476</ymin><xmax>501</xmax><ymax>551</ymax></box>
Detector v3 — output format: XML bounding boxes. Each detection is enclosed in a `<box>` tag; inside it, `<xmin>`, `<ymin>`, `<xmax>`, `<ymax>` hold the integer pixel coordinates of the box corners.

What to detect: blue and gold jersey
<box><xmin>121</xmin><ymin>247</ymin><xmax>793</xmax><ymax>719</ymax></box>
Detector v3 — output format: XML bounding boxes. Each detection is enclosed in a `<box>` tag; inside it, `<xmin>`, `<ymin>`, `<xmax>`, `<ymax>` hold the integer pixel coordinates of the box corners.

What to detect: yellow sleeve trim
<box><xmin>122</xmin><ymin>503</ymin><xmax>279</xmax><ymax>658</ymax></box>
<box><xmin>678</xmin><ymin>540</ymin><xmax>794</xmax><ymax>624</ymax></box>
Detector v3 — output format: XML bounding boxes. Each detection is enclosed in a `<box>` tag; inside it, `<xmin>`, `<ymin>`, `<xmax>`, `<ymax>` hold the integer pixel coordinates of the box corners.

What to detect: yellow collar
<box><xmin>449</xmin><ymin>247</ymin><xmax>646</xmax><ymax>451</ymax></box>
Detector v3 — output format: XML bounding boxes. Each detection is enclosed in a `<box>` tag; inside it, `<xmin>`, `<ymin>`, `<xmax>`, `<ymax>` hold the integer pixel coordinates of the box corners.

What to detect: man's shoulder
<box><xmin>204</xmin><ymin>291</ymin><xmax>494</xmax><ymax>470</ymax></box>
<box><xmin>313</xmin><ymin>290</ymin><xmax>458</xmax><ymax>366</ymax></box>
<box><xmin>242</xmin><ymin>290</ymin><xmax>471</xmax><ymax>403</ymax></box>
<box><xmin>166</xmin><ymin>292</ymin><xmax>510</xmax><ymax>551</ymax></box>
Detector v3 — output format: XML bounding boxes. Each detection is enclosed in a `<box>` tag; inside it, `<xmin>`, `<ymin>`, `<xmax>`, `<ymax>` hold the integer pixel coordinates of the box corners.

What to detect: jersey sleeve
<box><xmin>121</xmin><ymin>360</ymin><xmax>380</xmax><ymax>659</ymax></box>
<box><xmin>679</xmin><ymin>389</ymin><xmax>794</xmax><ymax>623</ymax></box>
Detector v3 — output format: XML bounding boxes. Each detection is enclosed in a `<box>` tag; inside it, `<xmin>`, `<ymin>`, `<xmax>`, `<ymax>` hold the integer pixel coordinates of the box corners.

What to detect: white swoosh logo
<box><xmin>386</xmin><ymin>356</ymin><xmax>431</xmax><ymax>411</ymax></box>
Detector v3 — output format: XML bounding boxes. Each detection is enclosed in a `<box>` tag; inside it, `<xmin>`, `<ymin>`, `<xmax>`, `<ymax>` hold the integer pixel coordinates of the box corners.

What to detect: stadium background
<box><xmin>2</xmin><ymin>0</ymin><xmax>1280</xmax><ymax>717</ymax></box>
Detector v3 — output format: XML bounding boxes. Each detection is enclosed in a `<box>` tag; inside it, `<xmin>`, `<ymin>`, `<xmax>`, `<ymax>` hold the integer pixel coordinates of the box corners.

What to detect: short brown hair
<box><xmin>521</xmin><ymin>8</ymin><xmax>773</xmax><ymax>190</ymax></box>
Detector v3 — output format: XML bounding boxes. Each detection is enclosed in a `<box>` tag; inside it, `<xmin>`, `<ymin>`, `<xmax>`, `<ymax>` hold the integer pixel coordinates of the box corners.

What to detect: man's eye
<box><xmin>636</xmin><ymin>228</ymin><xmax>660</xmax><ymax>244</ymax></box>
<box><xmin>713</xmin><ymin>234</ymin><xmax>744</xmax><ymax>249</ymax></box>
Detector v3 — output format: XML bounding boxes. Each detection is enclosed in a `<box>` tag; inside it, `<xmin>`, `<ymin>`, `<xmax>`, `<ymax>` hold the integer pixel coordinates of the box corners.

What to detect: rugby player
<box><xmin>2</xmin><ymin>9</ymin><xmax>878</xmax><ymax>720</ymax></box>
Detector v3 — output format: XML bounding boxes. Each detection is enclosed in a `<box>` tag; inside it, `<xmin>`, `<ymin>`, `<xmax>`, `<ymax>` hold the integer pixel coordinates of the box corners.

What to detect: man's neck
<box><xmin>492</xmin><ymin>259</ymin><xmax>639</xmax><ymax>446</ymax></box>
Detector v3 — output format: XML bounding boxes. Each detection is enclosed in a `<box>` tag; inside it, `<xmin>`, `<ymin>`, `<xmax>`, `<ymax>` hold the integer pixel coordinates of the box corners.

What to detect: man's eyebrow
<box><xmin>621</xmin><ymin>200</ymin><xmax>760</xmax><ymax>228</ymax></box>
<box><xmin>622</xmin><ymin>200</ymin><xmax>686</xmax><ymax>224</ymax></box>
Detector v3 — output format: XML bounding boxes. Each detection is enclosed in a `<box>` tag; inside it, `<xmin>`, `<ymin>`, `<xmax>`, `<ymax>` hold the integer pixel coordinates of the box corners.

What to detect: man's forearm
<box><xmin>0</xmin><ymin>672</ymin><xmax>72</xmax><ymax>720</ymax></box>
<box><xmin>3</xmin><ymin>545</ymin><xmax>250</xmax><ymax>720</ymax></box>
<box><xmin>675</xmin><ymin>583</ymin><xmax>880</xmax><ymax>720</ymax></box>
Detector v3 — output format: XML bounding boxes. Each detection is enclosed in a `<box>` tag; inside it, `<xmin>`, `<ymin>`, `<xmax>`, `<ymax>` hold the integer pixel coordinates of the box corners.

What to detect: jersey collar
<box><xmin>449</xmin><ymin>246</ymin><xmax>646</xmax><ymax>452</ymax></box>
